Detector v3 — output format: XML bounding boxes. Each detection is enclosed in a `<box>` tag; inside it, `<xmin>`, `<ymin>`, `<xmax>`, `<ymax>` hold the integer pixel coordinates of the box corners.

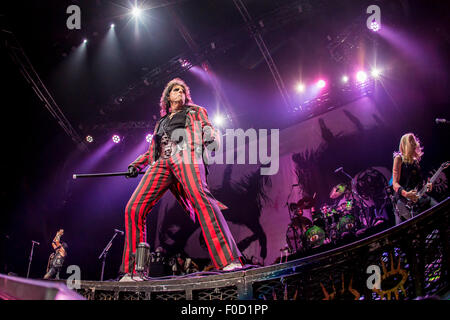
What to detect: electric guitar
<box><xmin>406</xmin><ymin>161</ymin><xmax>449</xmax><ymax>212</ymax></box>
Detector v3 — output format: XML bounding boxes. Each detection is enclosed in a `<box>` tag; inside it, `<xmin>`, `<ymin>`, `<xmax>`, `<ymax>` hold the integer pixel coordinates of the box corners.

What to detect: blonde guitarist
<box><xmin>392</xmin><ymin>133</ymin><xmax>436</xmax><ymax>224</ymax></box>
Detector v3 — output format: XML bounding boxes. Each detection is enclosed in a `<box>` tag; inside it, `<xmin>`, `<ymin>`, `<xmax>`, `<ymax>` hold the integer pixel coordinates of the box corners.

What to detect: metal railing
<box><xmin>76</xmin><ymin>197</ymin><xmax>449</xmax><ymax>300</ymax></box>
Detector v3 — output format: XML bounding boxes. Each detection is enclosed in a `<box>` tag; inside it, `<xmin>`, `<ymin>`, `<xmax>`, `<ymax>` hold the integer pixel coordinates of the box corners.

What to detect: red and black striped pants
<box><xmin>120</xmin><ymin>151</ymin><xmax>241</xmax><ymax>274</ymax></box>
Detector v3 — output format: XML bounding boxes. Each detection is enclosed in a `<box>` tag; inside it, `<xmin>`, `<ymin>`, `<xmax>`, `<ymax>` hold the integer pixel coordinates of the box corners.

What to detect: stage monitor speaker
<box><xmin>0</xmin><ymin>274</ymin><xmax>84</xmax><ymax>300</ymax></box>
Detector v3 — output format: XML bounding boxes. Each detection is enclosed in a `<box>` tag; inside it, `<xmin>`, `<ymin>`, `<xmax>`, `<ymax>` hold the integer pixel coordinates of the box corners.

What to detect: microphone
<box><xmin>135</xmin><ymin>242</ymin><xmax>150</xmax><ymax>274</ymax></box>
<box><xmin>32</xmin><ymin>240</ymin><xmax>40</xmax><ymax>245</ymax></box>
<box><xmin>435</xmin><ymin>118</ymin><xmax>449</xmax><ymax>124</ymax></box>
<box><xmin>114</xmin><ymin>229</ymin><xmax>124</xmax><ymax>235</ymax></box>
<box><xmin>334</xmin><ymin>167</ymin><xmax>343</xmax><ymax>173</ymax></box>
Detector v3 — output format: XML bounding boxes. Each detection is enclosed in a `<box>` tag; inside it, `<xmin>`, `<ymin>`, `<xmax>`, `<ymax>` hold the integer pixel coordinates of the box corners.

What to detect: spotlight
<box><xmin>356</xmin><ymin>71</ymin><xmax>368</xmax><ymax>82</ymax></box>
<box><xmin>342</xmin><ymin>75</ymin><xmax>349</xmax><ymax>83</ymax></box>
<box><xmin>131</xmin><ymin>7</ymin><xmax>142</xmax><ymax>18</ymax></box>
<box><xmin>296</xmin><ymin>83</ymin><xmax>305</xmax><ymax>93</ymax></box>
<box><xmin>316</xmin><ymin>79</ymin><xmax>326</xmax><ymax>89</ymax></box>
<box><xmin>371</xmin><ymin>68</ymin><xmax>381</xmax><ymax>78</ymax></box>
<box><xmin>213</xmin><ymin>114</ymin><xmax>225</xmax><ymax>127</ymax></box>
<box><xmin>83</xmin><ymin>39</ymin><xmax>87</xmax><ymax>44</ymax></box>
<box><xmin>86</xmin><ymin>135</ymin><xmax>93</xmax><ymax>143</ymax></box>
<box><xmin>110</xmin><ymin>23</ymin><xmax>115</xmax><ymax>28</ymax></box>
<box><xmin>146</xmin><ymin>134</ymin><xmax>153</xmax><ymax>143</ymax></box>
<box><xmin>370</xmin><ymin>21</ymin><xmax>380</xmax><ymax>32</ymax></box>
<box><xmin>112</xmin><ymin>135</ymin><xmax>121</xmax><ymax>144</ymax></box>
<box><xmin>179</xmin><ymin>59</ymin><xmax>190</xmax><ymax>68</ymax></box>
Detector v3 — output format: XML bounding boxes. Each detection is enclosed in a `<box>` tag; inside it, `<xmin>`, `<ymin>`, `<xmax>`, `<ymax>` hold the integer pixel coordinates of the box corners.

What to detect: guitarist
<box><xmin>44</xmin><ymin>229</ymin><xmax>68</xmax><ymax>279</ymax></box>
<box><xmin>392</xmin><ymin>133</ymin><xmax>436</xmax><ymax>225</ymax></box>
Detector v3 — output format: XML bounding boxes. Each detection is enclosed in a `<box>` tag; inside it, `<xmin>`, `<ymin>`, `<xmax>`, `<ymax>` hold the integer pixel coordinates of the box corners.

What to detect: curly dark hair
<box><xmin>159</xmin><ymin>78</ymin><xmax>194</xmax><ymax>117</ymax></box>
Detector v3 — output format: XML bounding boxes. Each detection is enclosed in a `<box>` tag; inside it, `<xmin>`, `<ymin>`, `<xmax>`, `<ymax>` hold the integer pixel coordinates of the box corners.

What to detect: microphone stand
<box><xmin>285</xmin><ymin>184</ymin><xmax>297</xmax><ymax>220</ymax></box>
<box><xmin>73</xmin><ymin>171</ymin><xmax>145</xmax><ymax>179</ymax></box>
<box><xmin>26</xmin><ymin>241</ymin><xmax>39</xmax><ymax>278</ymax></box>
<box><xmin>284</xmin><ymin>184</ymin><xmax>299</xmax><ymax>257</ymax></box>
<box><xmin>99</xmin><ymin>230</ymin><xmax>121</xmax><ymax>281</ymax></box>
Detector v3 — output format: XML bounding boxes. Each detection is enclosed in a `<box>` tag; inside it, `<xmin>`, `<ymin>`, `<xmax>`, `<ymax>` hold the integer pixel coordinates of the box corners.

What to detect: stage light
<box><xmin>86</xmin><ymin>135</ymin><xmax>93</xmax><ymax>143</ymax></box>
<box><xmin>370</xmin><ymin>21</ymin><xmax>380</xmax><ymax>32</ymax></box>
<box><xmin>83</xmin><ymin>39</ymin><xmax>87</xmax><ymax>44</ymax></box>
<box><xmin>342</xmin><ymin>75</ymin><xmax>349</xmax><ymax>83</ymax></box>
<box><xmin>213</xmin><ymin>114</ymin><xmax>225</xmax><ymax>127</ymax></box>
<box><xmin>112</xmin><ymin>135</ymin><xmax>121</xmax><ymax>144</ymax></box>
<box><xmin>371</xmin><ymin>68</ymin><xmax>381</xmax><ymax>78</ymax></box>
<box><xmin>146</xmin><ymin>134</ymin><xmax>153</xmax><ymax>143</ymax></box>
<box><xmin>356</xmin><ymin>70</ymin><xmax>368</xmax><ymax>82</ymax></box>
<box><xmin>316</xmin><ymin>79</ymin><xmax>326</xmax><ymax>88</ymax></box>
<box><xmin>111</xmin><ymin>24</ymin><xmax>115</xmax><ymax>28</ymax></box>
<box><xmin>296</xmin><ymin>83</ymin><xmax>305</xmax><ymax>93</ymax></box>
<box><xmin>131</xmin><ymin>7</ymin><xmax>142</xmax><ymax>18</ymax></box>
<box><xmin>179</xmin><ymin>59</ymin><xmax>190</xmax><ymax>68</ymax></box>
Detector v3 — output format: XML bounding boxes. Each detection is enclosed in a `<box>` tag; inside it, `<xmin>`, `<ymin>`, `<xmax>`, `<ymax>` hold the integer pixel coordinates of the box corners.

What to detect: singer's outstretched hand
<box><xmin>127</xmin><ymin>166</ymin><xmax>139</xmax><ymax>178</ymax></box>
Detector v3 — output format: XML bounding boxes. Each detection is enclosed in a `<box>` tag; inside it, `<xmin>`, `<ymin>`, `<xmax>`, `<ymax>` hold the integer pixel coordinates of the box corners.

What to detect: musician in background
<box><xmin>44</xmin><ymin>229</ymin><xmax>68</xmax><ymax>280</ymax></box>
<box><xmin>170</xmin><ymin>252</ymin><xmax>199</xmax><ymax>276</ymax></box>
<box><xmin>392</xmin><ymin>133</ymin><xmax>436</xmax><ymax>224</ymax></box>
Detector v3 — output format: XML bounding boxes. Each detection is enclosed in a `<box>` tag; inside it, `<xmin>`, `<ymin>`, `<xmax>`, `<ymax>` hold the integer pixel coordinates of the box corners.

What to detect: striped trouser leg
<box><xmin>169</xmin><ymin>151</ymin><xmax>241</xmax><ymax>269</ymax></box>
<box><xmin>120</xmin><ymin>159</ymin><xmax>172</xmax><ymax>274</ymax></box>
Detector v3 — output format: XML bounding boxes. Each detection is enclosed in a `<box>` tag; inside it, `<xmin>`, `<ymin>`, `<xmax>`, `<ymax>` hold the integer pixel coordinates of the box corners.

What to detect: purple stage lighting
<box><xmin>146</xmin><ymin>134</ymin><xmax>153</xmax><ymax>143</ymax></box>
<box><xmin>316</xmin><ymin>79</ymin><xmax>326</xmax><ymax>89</ymax></box>
<box><xmin>342</xmin><ymin>75</ymin><xmax>349</xmax><ymax>83</ymax></box>
<box><xmin>86</xmin><ymin>135</ymin><xmax>94</xmax><ymax>143</ymax></box>
<box><xmin>112</xmin><ymin>135</ymin><xmax>121</xmax><ymax>144</ymax></box>
<box><xmin>356</xmin><ymin>71</ymin><xmax>368</xmax><ymax>82</ymax></box>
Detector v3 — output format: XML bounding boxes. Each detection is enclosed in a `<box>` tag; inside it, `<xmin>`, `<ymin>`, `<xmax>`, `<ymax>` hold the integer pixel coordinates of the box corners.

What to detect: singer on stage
<box><xmin>120</xmin><ymin>78</ymin><xmax>242</xmax><ymax>279</ymax></box>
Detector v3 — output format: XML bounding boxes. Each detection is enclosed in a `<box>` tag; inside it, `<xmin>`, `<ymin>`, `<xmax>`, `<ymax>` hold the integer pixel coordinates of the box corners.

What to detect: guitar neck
<box><xmin>418</xmin><ymin>166</ymin><xmax>444</xmax><ymax>197</ymax></box>
<box><xmin>429</xmin><ymin>167</ymin><xmax>444</xmax><ymax>185</ymax></box>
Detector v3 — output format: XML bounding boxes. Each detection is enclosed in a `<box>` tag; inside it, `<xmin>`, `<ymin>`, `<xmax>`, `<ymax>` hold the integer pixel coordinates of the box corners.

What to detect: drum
<box><xmin>343</xmin><ymin>199</ymin><xmax>354</xmax><ymax>212</ymax></box>
<box><xmin>337</xmin><ymin>214</ymin><xmax>356</xmax><ymax>236</ymax></box>
<box><xmin>320</xmin><ymin>205</ymin><xmax>332</xmax><ymax>217</ymax></box>
<box><xmin>296</xmin><ymin>207</ymin><xmax>314</xmax><ymax>224</ymax></box>
<box><xmin>312</xmin><ymin>215</ymin><xmax>326</xmax><ymax>230</ymax></box>
<box><xmin>305</xmin><ymin>225</ymin><xmax>327</xmax><ymax>248</ymax></box>
<box><xmin>337</xmin><ymin>198</ymin><xmax>356</xmax><ymax>214</ymax></box>
<box><xmin>321</xmin><ymin>205</ymin><xmax>339</xmax><ymax>226</ymax></box>
<box><xmin>327</xmin><ymin>224</ymin><xmax>339</xmax><ymax>243</ymax></box>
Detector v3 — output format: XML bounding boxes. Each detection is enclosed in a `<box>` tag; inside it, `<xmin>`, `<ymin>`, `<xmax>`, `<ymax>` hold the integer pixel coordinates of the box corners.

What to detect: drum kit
<box><xmin>286</xmin><ymin>182</ymin><xmax>372</xmax><ymax>255</ymax></box>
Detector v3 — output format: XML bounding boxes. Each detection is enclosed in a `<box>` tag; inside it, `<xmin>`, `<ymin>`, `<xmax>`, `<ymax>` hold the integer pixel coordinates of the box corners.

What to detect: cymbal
<box><xmin>291</xmin><ymin>216</ymin><xmax>313</xmax><ymax>227</ymax></box>
<box><xmin>329</xmin><ymin>183</ymin><xmax>347</xmax><ymax>199</ymax></box>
